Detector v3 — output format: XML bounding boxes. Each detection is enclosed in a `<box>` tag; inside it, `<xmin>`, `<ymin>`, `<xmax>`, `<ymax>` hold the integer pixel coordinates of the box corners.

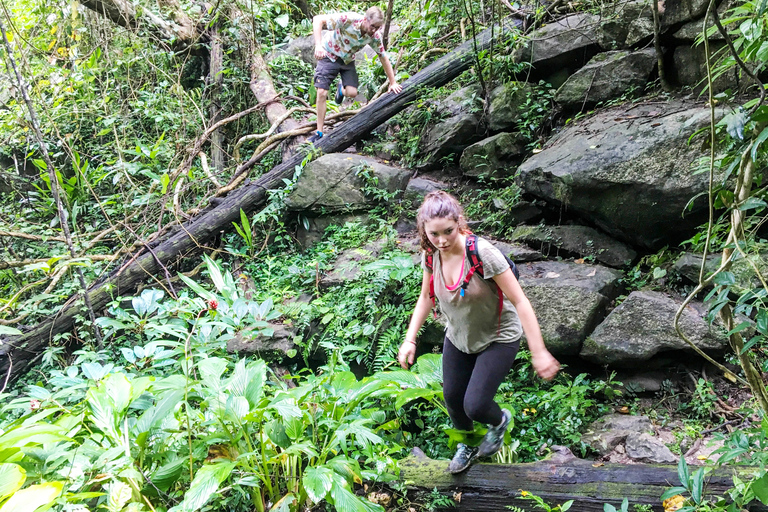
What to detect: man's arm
<box><xmin>378</xmin><ymin>53</ymin><xmax>403</xmax><ymax>93</ymax></box>
<box><xmin>313</xmin><ymin>15</ymin><xmax>328</xmax><ymax>59</ymax></box>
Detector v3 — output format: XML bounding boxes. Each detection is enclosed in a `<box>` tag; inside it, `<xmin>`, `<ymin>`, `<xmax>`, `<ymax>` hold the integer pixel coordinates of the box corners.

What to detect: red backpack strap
<box><xmin>426</xmin><ymin>252</ymin><xmax>437</xmax><ymax>318</ymax></box>
<box><xmin>462</xmin><ymin>234</ymin><xmax>504</xmax><ymax>335</ymax></box>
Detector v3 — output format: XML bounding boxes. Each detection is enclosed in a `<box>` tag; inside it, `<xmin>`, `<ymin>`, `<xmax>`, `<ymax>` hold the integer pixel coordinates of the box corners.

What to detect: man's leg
<box><xmin>316</xmin><ymin>88</ymin><xmax>328</xmax><ymax>132</ymax></box>
<box><xmin>339</xmin><ymin>62</ymin><xmax>360</xmax><ymax>102</ymax></box>
<box><xmin>313</xmin><ymin>58</ymin><xmax>338</xmax><ymax>136</ymax></box>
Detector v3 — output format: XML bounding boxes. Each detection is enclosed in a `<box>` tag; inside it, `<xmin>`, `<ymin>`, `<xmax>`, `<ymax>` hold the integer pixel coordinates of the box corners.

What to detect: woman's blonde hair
<box><xmin>416</xmin><ymin>190</ymin><xmax>470</xmax><ymax>253</ymax></box>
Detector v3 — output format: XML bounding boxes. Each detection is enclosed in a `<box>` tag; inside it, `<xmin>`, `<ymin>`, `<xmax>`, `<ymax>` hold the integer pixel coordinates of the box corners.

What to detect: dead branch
<box><xmin>198</xmin><ymin>152</ymin><xmax>222</xmax><ymax>188</ymax></box>
<box><xmin>0</xmin><ymin>230</ymin><xmax>67</xmax><ymax>242</ymax></box>
<box><xmin>233</xmin><ymin>106</ymin><xmax>315</xmax><ymax>161</ymax></box>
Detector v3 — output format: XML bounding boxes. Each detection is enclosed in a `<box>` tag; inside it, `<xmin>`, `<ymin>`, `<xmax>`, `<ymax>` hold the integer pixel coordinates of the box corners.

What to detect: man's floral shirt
<box><xmin>321</xmin><ymin>12</ymin><xmax>387</xmax><ymax>64</ymax></box>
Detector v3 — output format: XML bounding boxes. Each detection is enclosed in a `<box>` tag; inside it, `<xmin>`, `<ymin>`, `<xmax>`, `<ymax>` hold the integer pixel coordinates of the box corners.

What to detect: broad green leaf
<box><xmin>270</xmin><ymin>493</ymin><xmax>295</xmax><ymax>512</ymax></box>
<box><xmin>177</xmin><ymin>273</ymin><xmax>216</xmax><ymax>301</ymax></box>
<box><xmin>170</xmin><ymin>461</ymin><xmax>235</xmax><ymax>512</ymax></box>
<box><xmin>325</xmin><ymin>456</ymin><xmax>362</xmax><ymax>486</ymax></box>
<box><xmin>0</xmin><ymin>424</ymin><xmax>69</xmax><ymax>450</ymax></box>
<box><xmin>302</xmin><ymin>466</ymin><xmax>334</xmax><ymax>503</ymax></box>
<box><xmin>275</xmin><ymin>13</ymin><xmax>290</xmax><ymax>27</ymax></box>
<box><xmin>691</xmin><ymin>468</ymin><xmax>705</xmax><ymax>504</ymax></box>
<box><xmin>677</xmin><ymin>456</ymin><xmax>689</xmax><ymax>489</ymax></box>
<box><xmin>0</xmin><ymin>481</ymin><xmax>64</xmax><ymax>512</ymax></box>
<box><xmin>752</xmin><ymin>472</ymin><xmax>768</xmax><ymax>505</ymax></box>
<box><xmin>105</xmin><ymin>481</ymin><xmax>132</xmax><ymax>512</ymax></box>
<box><xmin>329</xmin><ymin>475</ymin><xmax>383</xmax><ymax>512</ymax></box>
<box><xmin>0</xmin><ymin>327</ymin><xmax>21</xmax><ymax>336</ymax></box>
<box><xmin>0</xmin><ymin>463</ymin><xmax>25</xmax><ymax>501</ymax></box>
<box><xmin>395</xmin><ymin>387</ymin><xmax>439</xmax><ymax>410</ymax></box>
<box><xmin>151</xmin><ymin>458</ymin><xmax>185</xmax><ymax>492</ymax></box>
<box><xmin>413</xmin><ymin>354</ymin><xmax>443</xmax><ymax>384</ymax></box>
<box><xmin>134</xmin><ymin>389</ymin><xmax>184</xmax><ymax>435</ymax></box>
<box><xmin>198</xmin><ymin>357</ymin><xmax>228</xmax><ymax>390</ymax></box>
<box><xmin>203</xmin><ymin>255</ymin><xmax>226</xmax><ymax>293</ymax></box>
<box><xmin>660</xmin><ymin>487</ymin><xmax>688</xmax><ymax>501</ymax></box>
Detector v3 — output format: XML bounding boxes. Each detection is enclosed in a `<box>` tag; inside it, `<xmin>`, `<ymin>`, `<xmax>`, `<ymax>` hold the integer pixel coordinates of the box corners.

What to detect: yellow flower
<box><xmin>530</xmin><ymin>408</ymin><xmax>537</xmax><ymax>414</ymax></box>
<box><xmin>663</xmin><ymin>495</ymin><xmax>685</xmax><ymax>512</ymax></box>
<box><xmin>520</xmin><ymin>491</ymin><xmax>530</xmax><ymax>497</ymax></box>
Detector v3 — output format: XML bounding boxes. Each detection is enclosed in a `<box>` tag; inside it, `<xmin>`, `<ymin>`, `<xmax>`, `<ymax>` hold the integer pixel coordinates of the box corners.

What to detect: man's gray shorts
<box><xmin>314</xmin><ymin>57</ymin><xmax>359</xmax><ymax>91</ymax></box>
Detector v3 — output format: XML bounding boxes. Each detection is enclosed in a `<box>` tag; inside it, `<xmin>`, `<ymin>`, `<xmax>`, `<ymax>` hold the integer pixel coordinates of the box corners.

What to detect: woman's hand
<box><xmin>531</xmin><ymin>350</ymin><xmax>560</xmax><ymax>381</ymax></box>
<box><xmin>398</xmin><ymin>340</ymin><xmax>417</xmax><ymax>369</ymax></box>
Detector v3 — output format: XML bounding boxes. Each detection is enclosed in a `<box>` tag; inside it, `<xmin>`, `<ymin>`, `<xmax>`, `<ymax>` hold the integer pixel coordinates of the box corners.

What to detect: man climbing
<box><xmin>308</xmin><ymin>7</ymin><xmax>403</xmax><ymax>143</ymax></box>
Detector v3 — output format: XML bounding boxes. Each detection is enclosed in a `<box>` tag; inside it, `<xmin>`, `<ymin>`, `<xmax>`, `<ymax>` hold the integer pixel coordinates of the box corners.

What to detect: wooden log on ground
<box><xmin>0</xmin><ymin>19</ymin><xmax>521</xmax><ymax>382</ymax></box>
<box><xmin>398</xmin><ymin>450</ymin><xmax>768</xmax><ymax>512</ymax></box>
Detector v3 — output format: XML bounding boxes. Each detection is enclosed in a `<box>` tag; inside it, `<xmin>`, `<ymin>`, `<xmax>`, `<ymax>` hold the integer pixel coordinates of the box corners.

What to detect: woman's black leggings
<box><xmin>442</xmin><ymin>337</ymin><xmax>520</xmax><ymax>431</ymax></box>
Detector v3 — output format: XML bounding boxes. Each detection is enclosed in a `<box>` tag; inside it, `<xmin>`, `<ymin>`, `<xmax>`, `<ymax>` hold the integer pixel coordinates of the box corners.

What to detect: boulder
<box><xmin>661</xmin><ymin>0</ymin><xmax>714</xmax><ymax>28</ymax></box>
<box><xmin>514</xmin><ymin>13</ymin><xmax>602</xmax><ymax>81</ymax></box>
<box><xmin>580</xmin><ymin>291</ymin><xmax>729</xmax><ymax>367</ymax></box>
<box><xmin>227</xmin><ymin>324</ymin><xmax>298</xmax><ymax>362</ymax></box>
<box><xmin>673</xmin><ymin>251</ymin><xmax>768</xmax><ymax>293</ymax></box>
<box><xmin>582</xmin><ymin>414</ymin><xmax>652</xmax><ymax>455</ymax></box>
<box><xmin>671</xmin><ymin>44</ymin><xmax>740</xmax><ymax>92</ymax></box>
<box><xmin>460</xmin><ymin>132</ymin><xmax>527</xmax><ymax>177</ymax></box>
<box><xmin>517</xmin><ymin>100</ymin><xmax>723</xmax><ymax>250</ymax></box>
<box><xmin>417</xmin><ymin>85</ymin><xmax>484</xmax><ymax>170</ymax></box>
<box><xmin>487</xmin><ymin>82</ymin><xmax>533</xmax><ymax>132</ymax></box>
<box><xmin>321</xmin><ymin>237</ymin><xmax>421</xmax><ymax>289</ymax></box>
<box><xmin>673</xmin><ymin>0</ymin><xmax>736</xmax><ymax>41</ymax></box>
<box><xmin>489</xmin><ymin>239</ymin><xmax>543</xmax><ymax>263</ymax></box>
<box><xmin>286</xmin><ymin>154</ymin><xmax>410</xmax><ymax>214</ymax></box>
<box><xmin>518</xmin><ymin>261</ymin><xmax>624</xmax><ymax>355</ymax></box>
<box><xmin>597</xmin><ymin>0</ymin><xmax>654</xmax><ymax>49</ymax></box>
<box><xmin>404</xmin><ymin>177</ymin><xmax>450</xmax><ymax>208</ymax></box>
<box><xmin>625</xmin><ymin>432</ymin><xmax>678</xmax><ymax>464</ymax></box>
<box><xmin>511</xmin><ymin>224</ymin><xmax>637</xmax><ymax>267</ymax></box>
<box><xmin>554</xmin><ymin>50</ymin><xmax>656</xmax><ymax>110</ymax></box>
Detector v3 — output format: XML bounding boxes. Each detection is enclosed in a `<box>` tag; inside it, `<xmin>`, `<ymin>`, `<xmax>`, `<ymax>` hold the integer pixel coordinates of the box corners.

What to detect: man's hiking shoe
<box><xmin>448</xmin><ymin>443</ymin><xmax>478</xmax><ymax>474</ymax></box>
<box><xmin>335</xmin><ymin>83</ymin><xmax>344</xmax><ymax>104</ymax></box>
<box><xmin>308</xmin><ymin>131</ymin><xmax>323</xmax><ymax>143</ymax></box>
<box><xmin>477</xmin><ymin>408</ymin><xmax>512</xmax><ymax>458</ymax></box>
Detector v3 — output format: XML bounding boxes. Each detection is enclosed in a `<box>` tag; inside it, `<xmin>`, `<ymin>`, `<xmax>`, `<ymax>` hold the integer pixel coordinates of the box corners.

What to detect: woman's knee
<box><xmin>463</xmin><ymin>395</ymin><xmax>492</xmax><ymax>422</ymax></box>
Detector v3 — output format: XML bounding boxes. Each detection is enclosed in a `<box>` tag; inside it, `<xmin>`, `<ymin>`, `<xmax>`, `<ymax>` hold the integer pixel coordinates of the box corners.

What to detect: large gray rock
<box><xmin>418</xmin><ymin>85</ymin><xmax>484</xmax><ymax>170</ymax></box>
<box><xmin>490</xmin><ymin>239</ymin><xmax>543</xmax><ymax>263</ymax></box>
<box><xmin>625</xmin><ymin>432</ymin><xmax>677</xmax><ymax>463</ymax></box>
<box><xmin>487</xmin><ymin>82</ymin><xmax>533</xmax><ymax>132</ymax></box>
<box><xmin>227</xmin><ymin>324</ymin><xmax>298</xmax><ymax>362</ymax></box>
<box><xmin>286</xmin><ymin>154</ymin><xmax>410</xmax><ymax>213</ymax></box>
<box><xmin>597</xmin><ymin>0</ymin><xmax>654</xmax><ymax>49</ymax></box>
<box><xmin>512</xmin><ymin>224</ymin><xmax>637</xmax><ymax>267</ymax></box>
<box><xmin>460</xmin><ymin>132</ymin><xmax>527</xmax><ymax>177</ymax></box>
<box><xmin>518</xmin><ymin>261</ymin><xmax>624</xmax><ymax>355</ymax></box>
<box><xmin>404</xmin><ymin>177</ymin><xmax>450</xmax><ymax>208</ymax></box>
<box><xmin>582</xmin><ymin>414</ymin><xmax>652</xmax><ymax>454</ymax></box>
<box><xmin>662</xmin><ymin>0</ymin><xmax>713</xmax><ymax>27</ymax></box>
<box><xmin>514</xmin><ymin>13</ymin><xmax>602</xmax><ymax>80</ymax></box>
<box><xmin>580</xmin><ymin>291</ymin><xmax>728</xmax><ymax>366</ymax></box>
<box><xmin>674</xmin><ymin>0</ymin><xmax>736</xmax><ymax>41</ymax></box>
<box><xmin>517</xmin><ymin>100</ymin><xmax>723</xmax><ymax>250</ymax></box>
<box><xmin>671</xmin><ymin>44</ymin><xmax>740</xmax><ymax>93</ymax></box>
<box><xmin>673</xmin><ymin>251</ymin><xmax>768</xmax><ymax>293</ymax></box>
<box><xmin>555</xmin><ymin>50</ymin><xmax>656</xmax><ymax>109</ymax></box>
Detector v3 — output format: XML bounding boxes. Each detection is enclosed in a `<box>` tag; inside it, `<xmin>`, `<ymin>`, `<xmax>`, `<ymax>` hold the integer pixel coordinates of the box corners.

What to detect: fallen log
<box><xmin>0</xmin><ymin>19</ymin><xmax>520</xmax><ymax>382</ymax></box>
<box><xmin>398</xmin><ymin>449</ymin><xmax>767</xmax><ymax>512</ymax></box>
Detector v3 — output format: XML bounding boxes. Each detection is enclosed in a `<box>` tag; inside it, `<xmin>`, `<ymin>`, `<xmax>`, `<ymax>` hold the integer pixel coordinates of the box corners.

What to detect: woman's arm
<box><xmin>492</xmin><ymin>269</ymin><xmax>560</xmax><ymax>381</ymax></box>
<box><xmin>398</xmin><ymin>269</ymin><xmax>433</xmax><ymax>369</ymax></box>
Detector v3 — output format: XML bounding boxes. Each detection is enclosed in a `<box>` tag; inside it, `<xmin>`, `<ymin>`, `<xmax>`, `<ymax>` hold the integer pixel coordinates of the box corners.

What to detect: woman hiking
<box><xmin>397</xmin><ymin>190</ymin><xmax>560</xmax><ymax>473</ymax></box>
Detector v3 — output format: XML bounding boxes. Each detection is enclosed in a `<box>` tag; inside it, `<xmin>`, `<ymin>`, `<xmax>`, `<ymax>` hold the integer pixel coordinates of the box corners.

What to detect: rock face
<box><xmin>596</xmin><ymin>0</ymin><xmax>653</xmax><ymax>49</ymax></box>
<box><xmin>404</xmin><ymin>177</ymin><xmax>449</xmax><ymax>208</ymax></box>
<box><xmin>512</xmin><ymin>224</ymin><xmax>637</xmax><ymax>267</ymax></box>
<box><xmin>418</xmin><ymin>85</ymin><xmax>484</xmax><ymax>170</ymax></box>
<box><xmin>286</xmin><ymin>154</ymin><xmax>410</xmax><ymax>213</ymax></box>
<box><xmin>487</xmin><ymin>82</ymin><xmax>533</xmax><ymax>132</ymax></box>
<box><xmin>517</xmin><ymin>100</ymin><xmax>721</xmax><ymax>250</ymax></box>
<box><xmin>555</xmin><ymin>50</ymin><xmax>656</xmax><ymax>109</ymax></box>
<box><xmin>580</xmin><ymin>291</ymin><xmax>728</xmax><ymax>366</ymax></box>
<box><xmin>514</xmin><ymin>13</ymin><xmax>602</xmax><ymax>82</ymax></box>
<box><xmin>518</xmin><ymin>261</ymin><xmax>624</xmax><ymax>355</ymax></box>
<box><xmin>460</xmin><ymin>132</ymin><xmax>527</xmax><ymax>177</ymax></box>
<box><xmin>625</xmin><ymin>432</ymin><xmax>678</xmax><ymax>464</ymax></box>
<box><xmin>671</xmin><ymin>44</ymin><xmax>740</xmax><ymax>92</ymax></box>
<box><xmin>227</xmin><ymin>324</ymin><xmax>298</xmax><ymax>362</ymax></box>
<box><xmin>582</xmin><ymin>414</ymin><xmax>652</xmax><ymax>455</ymax></box>
<box><xmin>673</xmin><ymin>251</ymin><xmax>768</xmax><ymax>293</ymax></box>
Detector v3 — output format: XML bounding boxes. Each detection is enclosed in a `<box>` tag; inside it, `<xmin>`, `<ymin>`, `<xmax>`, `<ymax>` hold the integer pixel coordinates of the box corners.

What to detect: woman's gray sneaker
<box><xmin>476</xmin><ymin>408</ymin><xmax>512</xmax><ymax>458</ymax></box>
<box><xmin>448</xmin><ymin>443</ymin><xmax>479</xmax><ymax>474</ymax></box>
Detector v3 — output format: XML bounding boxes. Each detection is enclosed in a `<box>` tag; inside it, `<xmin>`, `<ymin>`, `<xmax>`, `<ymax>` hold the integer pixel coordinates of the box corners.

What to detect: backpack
<box><xmin>424</xmin><ymin>234</ymin><xmax>520</xmax><ymax>332</ymax></box>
